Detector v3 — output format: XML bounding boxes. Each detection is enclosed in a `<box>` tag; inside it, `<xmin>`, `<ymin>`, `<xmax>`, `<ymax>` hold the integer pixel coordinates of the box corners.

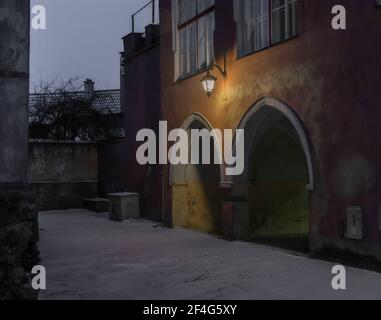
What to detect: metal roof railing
<box><xmin>131</xmin><ymin>0</ymin><xmax>156</xmax><ymax>33</ymax></box>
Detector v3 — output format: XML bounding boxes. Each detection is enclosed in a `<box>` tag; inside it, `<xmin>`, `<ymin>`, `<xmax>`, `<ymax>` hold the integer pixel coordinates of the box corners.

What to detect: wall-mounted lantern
<box><xmin>201</xmin><ymin>55</ymin><xmax>227</xmax><ymax>97</ymax></box>
<box><xmin>201</xmin><ymin>71</ymin><xmax>217</xmax><ymax>96</ymax></box>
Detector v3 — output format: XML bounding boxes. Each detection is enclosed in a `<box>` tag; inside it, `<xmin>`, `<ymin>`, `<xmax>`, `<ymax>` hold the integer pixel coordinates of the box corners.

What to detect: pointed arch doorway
<box><xmin>233</xmin><ymin>98</ymin><xmax>314</xmax><ymax>252</ymax></box>
<box><xmin>169</xmin><ymin>113</ymin><xmax>223</xmax><ymax>235</ymax></box>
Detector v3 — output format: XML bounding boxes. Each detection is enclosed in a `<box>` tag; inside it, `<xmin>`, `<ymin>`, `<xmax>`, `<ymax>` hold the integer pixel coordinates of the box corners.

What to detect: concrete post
<box><xmin>0</xmin><ymin>0</ymin><xmax>40</xmax><ymax>299</ymax></box>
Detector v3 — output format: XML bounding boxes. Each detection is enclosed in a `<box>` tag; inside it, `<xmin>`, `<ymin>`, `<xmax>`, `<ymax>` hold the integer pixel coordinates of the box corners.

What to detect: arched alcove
<box><xmin>170</xmin><ymin>113</ymin><xmax>223</xmax><ymax>235</ymax></box>
<box><xmin>231</xmin><ymin>97</ymin><xmax>314</xmax><ymax>252</ymax></box>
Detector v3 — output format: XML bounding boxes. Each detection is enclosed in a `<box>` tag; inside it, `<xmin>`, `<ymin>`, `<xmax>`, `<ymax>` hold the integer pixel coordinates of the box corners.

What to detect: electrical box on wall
<box><xmin>345</xmin><ymin>206</ymin><xmax>363</xmax><ymax>240</ymax></box>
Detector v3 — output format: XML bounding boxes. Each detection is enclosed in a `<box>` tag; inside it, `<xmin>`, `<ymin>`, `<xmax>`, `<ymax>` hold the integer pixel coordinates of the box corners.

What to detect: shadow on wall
<box><xmin>171</xmin><ymin>118</ymin><xmax>223</xmax><ymax>235</ymax></box>
<box><xmin>248</xmin><ymin>125</ymin><xmax>310</xmax><ymax>253</ymax></box>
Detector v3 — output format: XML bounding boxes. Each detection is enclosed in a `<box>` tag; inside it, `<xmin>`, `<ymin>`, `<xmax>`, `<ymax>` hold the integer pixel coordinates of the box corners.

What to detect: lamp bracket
<box><xmin>208</xmin><ymin>53</ymin><xmax>227</xmax><ymax>78</ymax></box>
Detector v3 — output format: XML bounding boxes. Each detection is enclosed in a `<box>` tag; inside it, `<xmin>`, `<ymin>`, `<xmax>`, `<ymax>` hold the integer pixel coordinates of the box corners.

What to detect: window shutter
<box><xmin>233</xmin><ymin>0</ymin><xmax>243</xmax><ymax>56</ymax></box>
<box><xmin>207</xmin><ymin>12</ymin><xmax>215</xmax><ymax>65</ymax></box>
<box><xmin>188</xmin><ymin>23</ymin><xmax>197</xmax><ymax>74</ymax></box>
<box><xmin>179</xmin><ymin>28</ymin><xmax>187</xmax><ymax>76</ymax></box>
<box><xmin>172</xmin><ymin>0</ymin><xmax>178</xmax><ymax>51</ymax></box>
<box><xmin>233</xmin><ymin>0</ymin><xmax>242</xmax><ymax>22</ymax></box>
<box><xmin>198</xmin><ymin>16</ymin><xmax>207</xmax><ymax>69</ymax></box>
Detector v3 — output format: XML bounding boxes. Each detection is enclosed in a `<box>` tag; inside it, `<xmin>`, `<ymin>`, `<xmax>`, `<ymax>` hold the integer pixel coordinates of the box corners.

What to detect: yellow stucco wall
<box><xmin>173</xmin><ymin>182</ymin><xmax>222</xmax><ymax>235</ymax></box>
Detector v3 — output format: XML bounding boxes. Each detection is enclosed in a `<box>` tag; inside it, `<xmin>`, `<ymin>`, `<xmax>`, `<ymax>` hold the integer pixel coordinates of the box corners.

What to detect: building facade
<box><xmin>119</xmin><ymin>24</ymin><xmax>163</xmax><ymax>222</ymax></box>
<box><xmin>159</xmin><ymin>0</ymin><xmax>381</xmax><ymax>261</ymax></box>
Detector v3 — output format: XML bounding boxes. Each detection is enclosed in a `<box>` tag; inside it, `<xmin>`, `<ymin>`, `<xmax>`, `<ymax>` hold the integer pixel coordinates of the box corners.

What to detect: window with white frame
<box><xmin>172</xmin><ymin>0</ymin><xmax>215</xmax><ymax>79</ymax></box>
<box><xmin>234</xmin><ymin>0</ymin><xmax>298</xmax><ymax>57</ymax></box>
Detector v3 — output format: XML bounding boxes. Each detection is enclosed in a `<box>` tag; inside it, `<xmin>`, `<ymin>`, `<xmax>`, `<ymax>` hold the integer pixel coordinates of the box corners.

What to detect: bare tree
<box><xmin>29</xmin><ymin>78</ymin><xmax>118</xmax><ymax>141</ymax></box>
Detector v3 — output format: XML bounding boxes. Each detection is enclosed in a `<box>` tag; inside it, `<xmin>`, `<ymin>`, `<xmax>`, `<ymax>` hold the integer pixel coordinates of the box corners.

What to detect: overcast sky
<box><xmin>30</xmin><ymin>0</ymin><xmax>158</xmax><ymax>91</ymax></box>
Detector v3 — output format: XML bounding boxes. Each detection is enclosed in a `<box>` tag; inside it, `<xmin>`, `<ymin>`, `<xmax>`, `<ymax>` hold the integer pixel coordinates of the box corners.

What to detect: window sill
<box><xmin>236</xmin><ymin>33</ymin><xmax>301</xmax><ymax>61</ymax></box>
<box><xmin>175</xmin><ymin>67</ymin><xmax>209</xmax><ymax>83</ymax></box>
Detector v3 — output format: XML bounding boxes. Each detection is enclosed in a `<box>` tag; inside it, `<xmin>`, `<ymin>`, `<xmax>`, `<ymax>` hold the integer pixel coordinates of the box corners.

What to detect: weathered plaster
<box><xmin>0</xmin><ymin>0</ymin><xmax>30</xmax><ymax>183</ymax></box>
<box><xmin>0</xmin><ymin>0</ymin><xmax>40</xmax><ymax>300</ymax></box>
<box><xmin>160</xmin><ymin>0</ymin><xmax>381</xmax><ymax>258</ymax></box>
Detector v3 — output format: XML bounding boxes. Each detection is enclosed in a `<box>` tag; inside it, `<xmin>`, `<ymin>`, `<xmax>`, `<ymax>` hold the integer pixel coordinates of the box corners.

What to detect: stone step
<box><xmin>83</xmin><ymin>198</ymin><xmax>109</xmax><ymax>213</ymax></box>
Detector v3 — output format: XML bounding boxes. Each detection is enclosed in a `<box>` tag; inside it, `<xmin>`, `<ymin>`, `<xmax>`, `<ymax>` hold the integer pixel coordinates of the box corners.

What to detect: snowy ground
<box><xmin>38</xmin><ymin>210</ymin><xmax>381</xmax><ymax>300</ymax></box>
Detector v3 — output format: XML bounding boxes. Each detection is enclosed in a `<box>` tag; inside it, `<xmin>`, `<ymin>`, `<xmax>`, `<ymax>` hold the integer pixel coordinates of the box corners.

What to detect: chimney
<box><xmin>123</xmin><ymin>33</ymin><xmax>145</xmax><ymax>59</ymax></box>
<box><xmin>145</xmin><ymin>24</ymin><xmax>160</xmax><ymax>47</ymax></box>
<box><xmin>84</xmin><ymin>79</ymin><xmax>95</xmax><ymax>100</ymax></box>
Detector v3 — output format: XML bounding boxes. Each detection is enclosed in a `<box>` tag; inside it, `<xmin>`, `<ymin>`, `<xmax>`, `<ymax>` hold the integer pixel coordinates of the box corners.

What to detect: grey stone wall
<box><xmin>0</xmin><ymin>0</ymin><xmax>30</xmax><ymax>183</ymax></box>
<box><xmin>29</xmin><ymin>140</ymin><xmax>98</xmax><ymax>211</ymax></box>
<box><xmin>0</xmin><ymin>185</ymin><xmax>39</xmax><ymax>299</ymax></box>
<box><xmin>0</xmin><ymin>0</ymin><xmax>40</xmax><ymax>300</ymax></box>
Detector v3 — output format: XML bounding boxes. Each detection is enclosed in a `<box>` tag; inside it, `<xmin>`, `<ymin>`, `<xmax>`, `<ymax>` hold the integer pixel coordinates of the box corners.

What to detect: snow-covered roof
<box><xmin>29</xmin><ymin>89</ymin><xmax>121</xmax><ymax>115</ymax></box>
